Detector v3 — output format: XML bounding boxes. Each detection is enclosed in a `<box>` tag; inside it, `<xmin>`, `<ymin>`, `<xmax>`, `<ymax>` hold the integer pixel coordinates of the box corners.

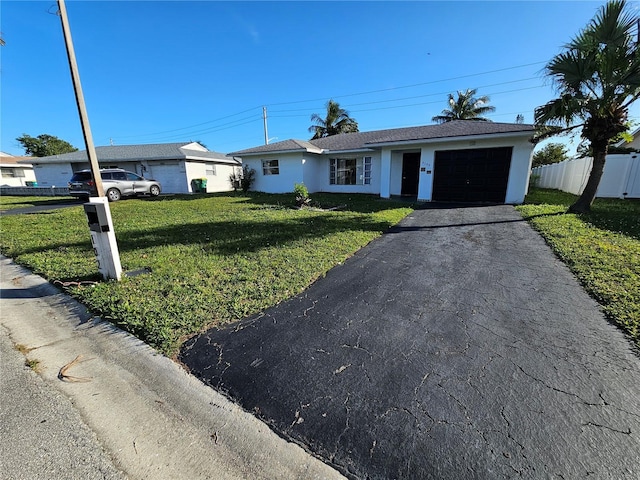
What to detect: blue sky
<box><xmin>2</xmin><ymin>0</ymin><xmax>638</xmax><ymax>156</ymax></box>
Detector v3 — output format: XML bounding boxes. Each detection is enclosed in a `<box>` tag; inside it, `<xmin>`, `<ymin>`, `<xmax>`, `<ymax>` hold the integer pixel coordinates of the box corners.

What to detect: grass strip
<box><xmin>0</xmin><ymin>193</ymin><xmax>413</xmax><ymax>354</ymax></box>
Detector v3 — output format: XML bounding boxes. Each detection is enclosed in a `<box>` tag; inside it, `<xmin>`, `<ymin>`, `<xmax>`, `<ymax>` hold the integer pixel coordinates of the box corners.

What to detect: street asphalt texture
<box><xmin>180</xmin><ymin>204</ymin><xmax>640</xmax><ymax>479</ymax></box>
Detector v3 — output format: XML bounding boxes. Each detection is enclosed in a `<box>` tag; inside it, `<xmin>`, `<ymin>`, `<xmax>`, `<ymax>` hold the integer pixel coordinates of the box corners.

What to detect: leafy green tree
<box><xmin>532</xmin><ymin>143</ymin><xmax>569</xmax><ymax>168</ymax></box>
<box><xmin>431</xmin><ymin>88</ymin><xmax>495</xmax><ymax>124</ymax></box>
<box><xmin>534</xmin><ymin>0</ymin><xmax>640</xmax><ymax>213</ymax></box>
<box><xmin>308</xmin><ymin>100</ymin><xmax>359</xmax><ymax>140</ymax></box>
<box><xmin>16</xmin><ymin>134</ymin><xmax>78</xmax><ymax>157</ymax></box>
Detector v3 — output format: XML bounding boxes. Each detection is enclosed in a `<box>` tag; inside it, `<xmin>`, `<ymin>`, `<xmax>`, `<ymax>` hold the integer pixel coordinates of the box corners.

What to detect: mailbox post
<box><xmin>83</xmin><ymin>197</ymin><xmax>122</xmax><ymax>280</ymax></box>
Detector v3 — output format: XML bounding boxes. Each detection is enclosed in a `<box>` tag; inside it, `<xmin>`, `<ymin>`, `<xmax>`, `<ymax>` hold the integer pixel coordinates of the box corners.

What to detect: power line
<box><xmin>115</xmin><ymin>107</ymin><xmax>260</xmax><ymax>139</ymax></box>
<box><xmin>112</xmin><ymin>60</ymin><xmax>548</xmax><ymax>143</ymax></box>
<box><xmin>269</xmin><ymin>85</ymin><xmax>546</xmax><ymax>118</ymax></box>
<box><xmin>269</xmin><ymin>77</ymin><xmax>540</xmax><ymax>114</ymax></box>
<box><xmin>264</xmin><ymin>61</ymin><xmax>547</xmax><ymax>107</ymax></box>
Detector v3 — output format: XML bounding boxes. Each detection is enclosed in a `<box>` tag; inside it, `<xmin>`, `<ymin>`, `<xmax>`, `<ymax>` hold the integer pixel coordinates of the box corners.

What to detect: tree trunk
<box><xmin>568</xmin><ymin>147</ymin><xmax>607</xmax><ymax>214</ymax></box>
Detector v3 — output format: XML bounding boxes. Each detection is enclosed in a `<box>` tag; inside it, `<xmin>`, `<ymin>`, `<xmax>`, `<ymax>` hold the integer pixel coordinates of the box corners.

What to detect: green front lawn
<box><xmin>0</xmin><ymin>193</ymin><xmax>413</xmax><ymax>354</ymax></box>
<box><xmin>516</xmin><ymin>189</ymin><xmax>640</xmax><ymax>347</ymax></box>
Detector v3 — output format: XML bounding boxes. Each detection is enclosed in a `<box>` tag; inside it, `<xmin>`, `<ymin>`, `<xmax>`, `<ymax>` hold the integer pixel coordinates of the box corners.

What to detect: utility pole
<box><xmin>263</xmin><ymin>106</ymin><xmax>269</xmax><ymax>145</ymax></box>
<box><xmin>57</xmin><ymin>0</ymin><xmax>121</xmax><ymax>281</ymax></box>
<box><xmin>57</xmin><ymin>0</ymin><xmax>104</xmax><ymax>197</ymax></box>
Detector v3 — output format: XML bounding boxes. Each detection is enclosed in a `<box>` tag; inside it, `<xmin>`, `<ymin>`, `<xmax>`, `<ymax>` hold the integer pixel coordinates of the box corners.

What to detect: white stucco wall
<box><xmin>301</xmin><ymin>154</ymin><xmax>324</xmax><ymax>193</ymax></box>
<box><xmin>389</xmin><ymin>151</ymin><xmax>405</xmax><ymax>196</ymax></box>
<box><xmin>244</xmin><ymin>153</ymin><xmax>304</xmax><ymax>193</ymax></box>
<box><xmin>31</xmin><ymin>162</ymin><xmax>75</xmax><ymax>187</ymax></box>
<box><xmin>184</xmin><ymin>161</ymin><xmax>238</xmax><ymax>193</ymax></box>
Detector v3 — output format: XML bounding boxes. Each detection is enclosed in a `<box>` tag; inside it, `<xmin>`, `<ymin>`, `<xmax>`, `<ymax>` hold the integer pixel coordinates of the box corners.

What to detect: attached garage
<box><xmin>433</xmin><ymin>147</ymin><xmax>512</xmax><ymax>203</ymax></box>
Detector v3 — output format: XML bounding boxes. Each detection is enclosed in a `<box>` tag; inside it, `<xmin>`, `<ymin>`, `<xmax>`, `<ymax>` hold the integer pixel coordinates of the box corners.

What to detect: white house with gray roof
<box><xmin>19</xmin><ymin>142</ymin><xmax>242</xmax><ymax>194</ymax></box>
<box><xmin>231</xmin><ymin>120</ymin><xmax>536</xmax><ymax>203</ymax></box>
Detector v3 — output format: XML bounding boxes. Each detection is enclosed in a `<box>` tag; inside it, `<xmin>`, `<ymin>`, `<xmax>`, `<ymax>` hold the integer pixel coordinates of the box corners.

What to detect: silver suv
<box><xmin>68</xmin><ymin>168</ymin><xmax>162</xmax><ymax>202</ymax></box>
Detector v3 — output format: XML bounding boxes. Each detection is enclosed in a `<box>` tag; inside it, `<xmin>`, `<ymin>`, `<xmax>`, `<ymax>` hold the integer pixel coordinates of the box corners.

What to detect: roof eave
<box><xmin>365</xmin><ymin>130</ymin><xmax>535</xmax><ymax>148</ymax></box>
<box><xmin>232</xmin><ymin>147</ymin><xmax>323</xmax><ymax>157</ymax></box>
<box><xmin>320</xmin><ymin>148</ymin><xmax>377</xmax><ymax>155</ymax></box>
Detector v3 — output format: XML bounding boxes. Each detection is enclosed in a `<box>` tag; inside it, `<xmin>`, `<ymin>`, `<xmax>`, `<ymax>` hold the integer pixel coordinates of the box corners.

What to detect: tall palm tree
<box><xmin>431</xmin><ymin>88</ymin><xmax>495</xmax><ymax>124</ymax></box>
<box><xmin>309</xmin><ymin>100</ymin><xmax>359</xmax><ymax>140</ymax></box>
<box><xmin>534</xmin><ymin>0</ymin><xmax>640</xmax><ymax>213</ymax></box>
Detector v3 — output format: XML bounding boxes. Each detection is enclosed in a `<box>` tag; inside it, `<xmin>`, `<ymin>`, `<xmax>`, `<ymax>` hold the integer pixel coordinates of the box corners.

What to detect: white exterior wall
<box><xmin>302</xmin><ymin>154</ymin><xmax>324</xmax><ymax>192</ymax></box>
<box><xmin>184</xmin><ymin>161</ymin><xmax>238</xmax><ymax>193</ymax></box>
<box><xmin>31</xmin><ymin>162</ymin><xmax>75</xmax><ymax>187</ymax></box>
<box><xmin>0</xmin><ymin>165</ymin><xmax>37</xmax><ymax>186</ymax></box>
<box><xmin>389</xmin><ymin>152</ymin><xmax>404</xmax><ymax>196</ymax></box>
<box><xmin>244</xmin><ymin>153</ymin><xmax>304</xmax><ymax>193</ymax></box>
<box><xmin>415</xmin><ymin>136</ymin><xmax>534</xmax><ymax>203</ymax></box>
<box><xmin>533</xmin><ymin>153</ymin><xmax>640</xmax><ymax>198</ymax></box>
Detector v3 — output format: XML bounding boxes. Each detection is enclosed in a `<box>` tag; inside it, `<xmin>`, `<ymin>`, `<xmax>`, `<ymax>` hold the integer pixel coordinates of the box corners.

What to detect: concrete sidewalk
<box><xmin>0</xmin><ymin>256</ymin><xmax>344</xmax><ymax>480</ymax></box>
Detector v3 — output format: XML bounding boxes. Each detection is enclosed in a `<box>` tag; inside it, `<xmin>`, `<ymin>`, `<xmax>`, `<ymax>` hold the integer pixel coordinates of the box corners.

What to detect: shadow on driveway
<box><xmin>180</xmin><ymin>205</ymin><xmax>640</xmax><ymax>479</ymax></box>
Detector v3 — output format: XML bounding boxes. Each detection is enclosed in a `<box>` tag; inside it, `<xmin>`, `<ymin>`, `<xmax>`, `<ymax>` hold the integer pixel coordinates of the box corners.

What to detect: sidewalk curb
<box><xmin>1</xmin><ymin>256</ymin><xmax>344</xmax><ymax>480</ymax></box>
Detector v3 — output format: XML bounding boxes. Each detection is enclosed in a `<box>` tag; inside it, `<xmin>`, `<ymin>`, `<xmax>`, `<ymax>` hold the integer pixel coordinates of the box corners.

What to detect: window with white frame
<box><xmin>330</xmin><ymin>156</ymin><xmax>372</xmax><ymax>185</ymax></box>
<box><xmin>262</xmin><ymin>159</ymin><xmax>279</xmax><ymax>175</ymax></box>
<box><xmin>206</xmin><ymin>165</ymin><xmax>216</xmax><ymax>176</ymax></box>
<box><xmin>1</xmin><ymin>168</ymin><xmax>25</xmax><ymax>178</ymax></box>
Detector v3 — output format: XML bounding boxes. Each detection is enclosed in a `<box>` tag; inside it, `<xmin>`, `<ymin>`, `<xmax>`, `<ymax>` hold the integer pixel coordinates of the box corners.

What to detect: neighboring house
<box><xmin>231</xmin><ymin>120</ymin><xmax>536</xmax><ymax>204</ymax></box>
<box><xmin>18</xmin><ymin>142</ymin><xmax>242</xmax><ymax>194</ymax></box>
<box><xmin>0</xmin><ymin>153</ymin><xmax>37</xmax><ymax>186</ymax></box>
<box><xmin>615</xmin><ymin>126</ymin><xmax>640</xmax><ymax>151</ymax></box>
<box><xmin>533</xmin><ymin>152</ymin><xmax>640</xmax><ymax>199</ymax></box>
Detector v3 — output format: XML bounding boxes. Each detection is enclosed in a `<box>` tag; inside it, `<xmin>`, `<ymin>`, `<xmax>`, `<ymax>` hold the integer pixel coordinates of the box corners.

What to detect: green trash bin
<box><xmin>199</xmin><ymin>178</ymin><xmax>207</xmax><ymax>193</ymax></box>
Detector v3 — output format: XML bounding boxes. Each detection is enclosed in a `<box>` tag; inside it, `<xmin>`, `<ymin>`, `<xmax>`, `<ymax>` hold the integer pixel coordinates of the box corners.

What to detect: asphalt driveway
<box><xmin>180</xmin><ymin>205</ymin><xmax>640</xmax><ymax>479</ymax></box>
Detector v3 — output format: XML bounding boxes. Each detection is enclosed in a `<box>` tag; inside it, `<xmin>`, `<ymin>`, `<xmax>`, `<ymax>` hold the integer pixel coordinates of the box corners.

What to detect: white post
<box><xmin>86</xmin><ymin>198</ymin><xmax>122</xmax><ymax>281</ymax></box>
<box><xmin>380</xmin><ymin>150</ymin><xmax>392</xmax><ymax>198</ymax></box>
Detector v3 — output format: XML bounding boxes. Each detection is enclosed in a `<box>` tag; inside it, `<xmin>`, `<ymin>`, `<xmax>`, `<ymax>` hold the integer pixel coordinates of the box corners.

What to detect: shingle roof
<box><xmin>0</xmin><ymin>155</ymin><xmax>34</xmax><ymax>166</ymax></box>
<box><xmin>19</xmin><ymin>142</ymin><xmax>240</xmax><ymax>165</ymax></box>
<box><xmin>232</xmin><ymin>120</ymin><xmax>535</xmax><ymax>156</ymax></box>
<box><xmin>229</xmin><ymin>139</ymin><xmax>322</xmax><ymax>156</ymax></box>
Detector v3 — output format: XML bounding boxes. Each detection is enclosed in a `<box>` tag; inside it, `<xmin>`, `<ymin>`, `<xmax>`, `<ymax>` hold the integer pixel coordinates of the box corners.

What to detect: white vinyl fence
<box><xmin>532</xmin><ymin>153</ymin><xmax>640</xmax><ymax>199</ymax></box>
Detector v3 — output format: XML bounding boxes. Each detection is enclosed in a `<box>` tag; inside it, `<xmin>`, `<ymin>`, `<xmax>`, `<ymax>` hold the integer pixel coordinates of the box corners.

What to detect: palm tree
<box><xmin>309</xmin><ymin>100</ymin><xmax>359</xmax><ymax>140</ymax></box>
<box><xmin>534</xmin><ymin>0</ymin><xmax>640</xmax><ymax>213</ymax></box>
<box><xmin>431</xmin><ymin>88</ymin><xmax>495</xmax><ymax>124</ymax></box>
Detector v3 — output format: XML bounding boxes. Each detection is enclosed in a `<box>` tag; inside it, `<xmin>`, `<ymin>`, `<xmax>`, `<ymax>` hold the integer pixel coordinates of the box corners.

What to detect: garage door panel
<box><xmin>433</xmin><ymin>147</ymin><xmax>512</xmax><ymax>203</ymax></box>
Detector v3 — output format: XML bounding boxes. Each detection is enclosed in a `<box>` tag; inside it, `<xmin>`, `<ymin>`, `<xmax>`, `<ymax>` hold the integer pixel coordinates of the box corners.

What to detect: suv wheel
<box><xmin>149</xmin><ymin>185</ymin><xmax>160</xmax><ymax>196</ymax></box>
<box><xmin>106</xmin><ymin>188</ymin><xmax>121</xmax><ymax>202</ymax></box>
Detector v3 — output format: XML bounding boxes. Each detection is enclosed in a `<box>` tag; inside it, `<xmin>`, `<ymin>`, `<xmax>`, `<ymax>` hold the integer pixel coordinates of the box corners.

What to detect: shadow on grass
<box><xmin>524</xmin><ymin>189</ymin><xmax>640</xmax><ymax>240</ymax></box>
<box><xmin>1</xmin><ymin>198</ymin><xmax>79</xmax><ymax>208</ymax></box>
<box><xmin>582</xmin><ymin>199</ymin><xmax>640</xmax><ymax>240</ymax></box>
<box><xmin>148</xmin><ymin>191</ymin><xmax>419</xmax><ymax>214</ymax></box>
<box><xmin>115</xmin><ymin>214</ymin><xmax>395</xmax><ymax>255</ymax></box>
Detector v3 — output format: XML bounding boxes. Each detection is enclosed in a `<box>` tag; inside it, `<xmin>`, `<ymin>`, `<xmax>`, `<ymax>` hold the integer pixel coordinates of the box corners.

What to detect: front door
<box><xmin>401</xmin><ymin>152</ymin><xmax>420</xmax><ymax>196</ymax></box>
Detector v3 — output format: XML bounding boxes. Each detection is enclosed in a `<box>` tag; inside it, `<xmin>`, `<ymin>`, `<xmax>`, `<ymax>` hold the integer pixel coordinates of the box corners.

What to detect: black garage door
<box><xmin>433</xmin><ymin>147</ymin><xmax>512</xmax><ymax>202</ymax></box>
